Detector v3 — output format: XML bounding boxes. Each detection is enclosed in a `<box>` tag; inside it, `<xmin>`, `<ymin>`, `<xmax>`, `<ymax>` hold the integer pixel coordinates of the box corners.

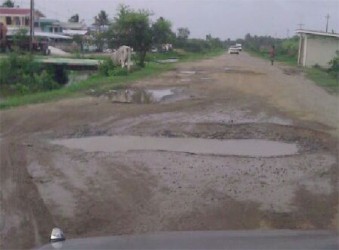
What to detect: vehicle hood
<box><xmin>36</xmin><ymin>230</ymin><xmax>338</xmax><ymax>249</ymax></box>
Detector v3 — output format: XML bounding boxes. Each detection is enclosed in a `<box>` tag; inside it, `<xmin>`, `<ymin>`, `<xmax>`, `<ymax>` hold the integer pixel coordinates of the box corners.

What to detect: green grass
<box><xmin>305</xmin><ymin>67</ymin><xmax>338</xmax><ymax>94</ymax></box>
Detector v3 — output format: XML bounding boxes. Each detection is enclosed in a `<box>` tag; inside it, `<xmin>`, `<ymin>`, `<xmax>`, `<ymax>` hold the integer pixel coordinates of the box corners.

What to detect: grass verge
<box><xmin>305</xmin><ymin>67</ymin><xmax>338</xmax><ymax>94</ymax></box>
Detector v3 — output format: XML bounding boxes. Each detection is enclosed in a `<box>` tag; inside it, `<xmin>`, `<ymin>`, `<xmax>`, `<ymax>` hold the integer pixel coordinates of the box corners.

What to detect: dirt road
<box><xmin>0</xmin><ymin>52</ymin><xmax>338</xmax><ymax>249</ymax></box>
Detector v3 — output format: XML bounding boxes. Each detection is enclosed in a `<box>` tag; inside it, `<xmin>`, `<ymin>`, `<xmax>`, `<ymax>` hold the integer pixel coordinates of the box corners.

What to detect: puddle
<box><xmin>52</xmin><ymin>136</ymin><xmax>298</xmax><ymax>157</ymax></box>
<box><xmin>156</xmin><ymin>58</ymin><xmax>179</xmax><ymax>63</ymax></box>
<box><xmin>180</xmin><ymin>71</ymin><xmax>196</xmax><ymax>75</ymax></box>
<box><xmin>148</xmin><ymin>89</ymin><xmax>174</xmax><ymax>101</ymax></box>
<box><xmin>93</xmin><ymin>88</ymin><xmax>176</xmax><ymax>103</ymax></box>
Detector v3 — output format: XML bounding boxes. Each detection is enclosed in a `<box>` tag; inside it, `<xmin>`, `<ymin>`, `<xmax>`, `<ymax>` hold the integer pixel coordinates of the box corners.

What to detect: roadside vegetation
<box><xmin>0</xmin><ymin>49</ymin><xmax>223</xmax><ymax>109</ymax></box>
<box><xmin>0</xmin><ymin>4</ymin><xmax>226</xmax><ymax>109</ymax></box>
<box><xmin>241</xmin><ymin>34</ymin><xmax>338</xmax><ymax>94</ymax></box>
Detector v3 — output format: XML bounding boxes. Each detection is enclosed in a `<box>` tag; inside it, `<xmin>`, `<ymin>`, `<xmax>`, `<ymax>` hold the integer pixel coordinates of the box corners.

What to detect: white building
<box><xmin>296</xmin><ymin>29</ymin><xmax>339</xmax><ymax>68</ymax></box>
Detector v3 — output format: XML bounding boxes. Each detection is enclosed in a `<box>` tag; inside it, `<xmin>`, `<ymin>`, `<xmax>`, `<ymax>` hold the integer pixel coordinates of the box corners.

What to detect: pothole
<box><xmin>156</xmin><ymin>58</ymin><xmax>179</xmax><ymax>63</ymax></box>
<box><xmin>179</xmin><ymin>70</ymin><xmax>196</xmax><ymax>75</ymax></box>
<box><xmin>88</xmin><ymin>88</ymin><xmax>180</xmax><ymax>104</ymax></box>
<box><xmin>51</xmin><ymin>136</ymin><xmax>299</xmax><ymax>157</ymax></box>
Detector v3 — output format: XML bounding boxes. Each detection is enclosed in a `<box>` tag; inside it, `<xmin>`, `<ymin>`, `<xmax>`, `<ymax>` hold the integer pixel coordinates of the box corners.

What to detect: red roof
<box><xmin>0</xmin><ymin>7</ymin><xmax>44</xmax><ymax>17</ymax></box>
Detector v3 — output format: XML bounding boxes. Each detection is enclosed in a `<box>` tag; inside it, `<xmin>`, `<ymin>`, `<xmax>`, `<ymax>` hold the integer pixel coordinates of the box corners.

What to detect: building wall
<box><xmin>0</xmin><ymin>15</ymin><xmax>30</xmax><ymax>28</ymax></box>
<box><xmin>305</xmin><ymin>36</ymin><xmax>339</xmax><ymax>68</ymax></box>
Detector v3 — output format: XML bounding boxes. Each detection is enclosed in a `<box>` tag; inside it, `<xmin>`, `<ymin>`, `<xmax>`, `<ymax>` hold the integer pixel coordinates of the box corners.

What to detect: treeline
<box><xmin>239</xmin><ymin>33</ymin><xmax>299</xmax><ymax>62</ymax></box>
<box><xmin>88</xmin><ymin>5</ymin><xmax>226</xmax><ymax>66</ymax></box>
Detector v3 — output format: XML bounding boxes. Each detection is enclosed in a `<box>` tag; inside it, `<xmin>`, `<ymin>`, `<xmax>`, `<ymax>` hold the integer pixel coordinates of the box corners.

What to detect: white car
<box><xmin>235</xmin><ymin>43</ymin><xmax>242</xmax><ymax>51</ymax></box>
<box><xmin>228</xmin><ymin>47</ymin><xmax>240</xmax><ymax>54</ymax></box>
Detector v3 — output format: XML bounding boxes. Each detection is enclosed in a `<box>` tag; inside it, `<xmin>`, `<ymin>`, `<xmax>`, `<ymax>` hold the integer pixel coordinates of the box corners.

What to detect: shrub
<box><xmin>328</xmin><ymin>53</ymin><xmax>339</xmax><ymax>77</ymax></box>
<box><xmin>0</xmin><ymin>53</ymin><xmax>60</xmax><ymax>95</ymax></box>
<box><xmin>98</xmin><ymin>58</ymin><xmax>116</xmax><ymax>76</ymax></box>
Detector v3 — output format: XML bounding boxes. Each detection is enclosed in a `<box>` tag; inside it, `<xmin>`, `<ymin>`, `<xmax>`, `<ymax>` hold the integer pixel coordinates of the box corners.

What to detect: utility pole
<box><xmin>325</xmin><ymin>14</ymin><xmax>330</xmax><ymax>33</ymax></box>
<box><xmin>29</xmin><ymin>0</ymin><xmax>34</xmax><ymax>52</ymax></box>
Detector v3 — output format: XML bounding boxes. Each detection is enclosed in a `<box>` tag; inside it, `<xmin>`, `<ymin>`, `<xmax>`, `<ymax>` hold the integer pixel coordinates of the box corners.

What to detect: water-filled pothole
<box><xmin>52</xmin><ymin>136</ymin><xmax>298</xmax><ymax>157</ymax></box>
<box><xmin>179</xmin><ymin>70</ymin><xmax>196</xmax><ymax>75</ymax></box>
<box><xmin>89</xmin><ymin>88</ymin><xmax>177</xmax><ymax>103</ymax></box>
<box><xmin>156</xmin><ymin>58</ymin><xmax>179</xmax><ymax>63</ymax></box>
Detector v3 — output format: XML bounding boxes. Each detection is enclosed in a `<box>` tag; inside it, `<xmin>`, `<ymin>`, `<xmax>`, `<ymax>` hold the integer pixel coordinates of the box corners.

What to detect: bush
<box><xmin>98</xmin><ymin>58</ymin><xmax>116</xmax><ymax>76</ymax></box>
<box><xmin>328</xmin><ymin>53</ymin><xmax>339</xmax><ymax>77</ymax></box>
<box><xmin>0</xmin><ymin>53</ymin><xmax>61</xmax><ymax>95</ymax></box>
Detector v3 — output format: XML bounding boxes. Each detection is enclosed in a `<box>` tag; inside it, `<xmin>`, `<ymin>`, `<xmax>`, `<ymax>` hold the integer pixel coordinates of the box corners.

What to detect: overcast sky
<box><xmin>15</xmin><ymin>0</ymin><xmax>339</xmax><ymax>39</ymax></box>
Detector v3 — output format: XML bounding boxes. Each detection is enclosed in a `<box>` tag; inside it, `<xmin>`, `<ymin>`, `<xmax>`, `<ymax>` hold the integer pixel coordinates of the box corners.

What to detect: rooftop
<box><xmin>296</xmin><ymin>29</ymin><xmax>339</xmax><ymax>38</ymax></box>
<box><xmin>0</xmin><ymin>7</ymin><xmax>44</xmax><ymax>17</ymax></box>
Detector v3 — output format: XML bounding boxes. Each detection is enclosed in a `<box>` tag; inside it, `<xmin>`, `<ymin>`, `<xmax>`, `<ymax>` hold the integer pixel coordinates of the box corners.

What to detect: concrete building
<box><xmin>0</xmin><ymin>7</ymin><xmax>44</xmax><ymax>30</ymax></box>
<box><xmin>296</xmin><ymin>29</ymin><xmax>339</xmax><ymax>68</ymax></box>
<box><xmin>35</xmin><ymin>18</ymin><xmax>63</xmax><ymax>34</ymax></box>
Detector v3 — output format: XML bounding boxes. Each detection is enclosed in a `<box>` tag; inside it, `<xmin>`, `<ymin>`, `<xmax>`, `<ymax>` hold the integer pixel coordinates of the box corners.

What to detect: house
<box><xmin>35</xmin><ymin>18</ymin><xmax>63</xmax><ymax>34</ymax></box>
<box><xmin>0</xmin><ymin>7</ymin><xmax>44</xmax><ymax>30</ymax></box>
<box><xmin>60</xmin><ymin>21</ymin><xmax>88</xmax><ymax>36</ymax></box>
<box><xmin>296</xmin><ymin>29</ymin><xmax>339</xmax><ymax>68</ymax></box>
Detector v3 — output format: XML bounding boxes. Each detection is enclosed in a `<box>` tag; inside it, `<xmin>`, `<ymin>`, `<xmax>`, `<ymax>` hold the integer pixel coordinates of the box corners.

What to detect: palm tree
<box><xmin>94</xmin><ymin>10</ymin><xmax>109</xmax><ymax>32</ymax></box>
<box><xmin>68</xmin><ymin>14</ymin><xmax>79</xmax><ymax>23</ymax></box>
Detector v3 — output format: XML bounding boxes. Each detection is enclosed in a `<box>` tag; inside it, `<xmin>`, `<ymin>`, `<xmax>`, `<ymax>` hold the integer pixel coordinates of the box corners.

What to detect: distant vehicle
<box><xmin>228</xmin><ymin>46</ymin><xmax>240</xmax><ymax>54</ymax></box>
<box><xmin>235</xmin><ymin>43</ymin><xmax>242</xmax><ymax>51</ymax></box>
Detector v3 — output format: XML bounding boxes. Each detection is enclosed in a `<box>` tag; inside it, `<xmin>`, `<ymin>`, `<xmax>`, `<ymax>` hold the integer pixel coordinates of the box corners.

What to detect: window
<box><xmin>25</xmin><ymin>17</ymin><xmax>29</xmax><ymax>26</ymax></box>
<box><xmin>14</xmin><ymin>17</ymin><xmax>20</xmax><ymax>26</ymax></box>
<box><xmin>6</xmin><ymin>16</ymin><xmax>12</xmax><ymax>25</ymax></box>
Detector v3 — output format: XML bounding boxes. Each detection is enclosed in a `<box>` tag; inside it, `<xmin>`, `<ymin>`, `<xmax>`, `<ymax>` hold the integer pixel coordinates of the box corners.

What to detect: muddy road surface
<box><xmin>1</xmin><ymin>52</ymin><xmax>338</xmax><ymax>249</ymax></box>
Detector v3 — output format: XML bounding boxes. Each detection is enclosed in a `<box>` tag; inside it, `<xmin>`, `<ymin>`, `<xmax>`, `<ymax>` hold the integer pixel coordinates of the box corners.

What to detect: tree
<box><xmin>177</xmin><ymin>27</ymin><xmax>190</xmax><ymax>40</ymax></box>
<box><xmin>68</xmin><ymin>14</ymin><xmax>79</xmax><ymax>23</ymax></box>
<box><xmin>94</xmin><ymin>10</ymin><xmax>109</xmax><ymax>32</ymax></box>
<box><xmin>110</xmin><ymin>5</ymin><xmax>153</xmax><ymax>67</ymax></box>
<box><xmin>1</xmin><ymin>0</ymin><xmax>14</xmax><ymax>7</ymax></box>
<box><xmin>152</xmin><ymin>17</ymin><xmax>174</xmax><ymax>47</ymax></box>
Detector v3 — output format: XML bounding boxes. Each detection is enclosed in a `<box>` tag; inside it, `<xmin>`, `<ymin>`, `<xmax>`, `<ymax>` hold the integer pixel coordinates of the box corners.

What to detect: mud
<box><xmin>0</xmin><ymin>52</ymin><xmax>338</xmax><ymax>249</ymax></box>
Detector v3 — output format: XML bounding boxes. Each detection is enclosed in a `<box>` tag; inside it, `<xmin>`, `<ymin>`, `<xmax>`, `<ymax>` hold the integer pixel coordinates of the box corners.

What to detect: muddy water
<box><xmin>52</xmin><ymin>136</ymin><xmax>298</xmax><ymax>157</ymax></box>
<box><xmin>106</xmin><ymin>89</ymin><xmax>175</xmax><ymax>103</ymax></box>
<box><xmin>148</xmin><ymin>89</ymin><xmax>174</xmax><ymax>101</ymax></box>
<box><xmin>156</xmin><ymin>59</ymin><xmax>179</xmax><ymax>63</ymax></box>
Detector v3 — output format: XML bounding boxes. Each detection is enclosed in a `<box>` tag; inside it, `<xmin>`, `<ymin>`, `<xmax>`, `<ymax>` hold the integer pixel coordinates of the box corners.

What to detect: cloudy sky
<box><xmin>15</xmin><ymin>0</ymin><xmax>339</xmax><ymax>39</ymax></box>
